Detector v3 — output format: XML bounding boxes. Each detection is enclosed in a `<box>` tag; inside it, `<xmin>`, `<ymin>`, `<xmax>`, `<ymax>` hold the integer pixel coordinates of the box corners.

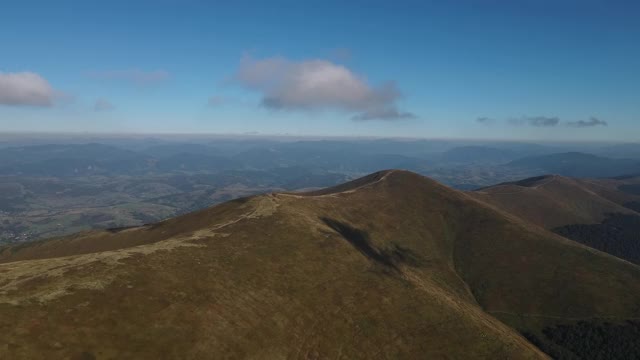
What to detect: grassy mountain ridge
<box><xmin>471</xmin><ymin>175</ymin><xmax>637</xmax><ymax>228</ymax></box>
<box><xmin>472</xmin><ymin>174</ymin><xmax>640</xmax><ymax>268</ymax></box>
<box><xmin>1</xmin><ymin>170</ymin><xmax>639</xmax><ymax>358</ymax></box>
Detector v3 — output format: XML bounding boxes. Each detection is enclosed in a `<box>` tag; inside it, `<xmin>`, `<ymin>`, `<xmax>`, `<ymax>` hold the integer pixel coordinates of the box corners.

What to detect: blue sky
<box><xmin>0</xmin><ymin>0</ymin><xmax>638</xmax><ymax>141</ymax></box>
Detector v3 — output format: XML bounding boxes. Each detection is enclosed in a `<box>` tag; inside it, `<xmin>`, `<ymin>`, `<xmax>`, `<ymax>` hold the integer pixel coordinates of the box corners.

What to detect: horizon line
<box><xmin>0</xmin><ymin>130</ymin><xmax>636</xmax><ymax>144</ymax></box>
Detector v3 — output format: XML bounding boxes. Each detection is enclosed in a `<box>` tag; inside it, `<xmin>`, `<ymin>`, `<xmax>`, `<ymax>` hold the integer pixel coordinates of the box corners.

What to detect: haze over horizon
<box><xmin>4</xmin><ymin>3</ymin><xmax>640</xmax><ymax>357</ymax></box>
<box><xmin>1</xmin><ymin>0</ymin><xmax>639</xmax><ymax>141</ymax></box>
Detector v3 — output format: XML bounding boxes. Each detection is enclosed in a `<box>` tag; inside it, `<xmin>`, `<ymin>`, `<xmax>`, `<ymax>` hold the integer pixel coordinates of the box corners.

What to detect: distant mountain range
<box><xmin>3</xmin><ymin>140</ymin><xmax>640</xmax><ymax>245</ymax></box>
<box><xmin>507</xmin><ymin>152</ymin><xmax>640</xmax><ymax>178</ymax></box>
<box><xmin>1</xmin><ymin>170</ymin><xmax>639</xmax><ymax>358</ymax></box>
<box><xmin>2</xmin><ymin>141</ymin><xmax>640</xmax><ymax>179</ymax></box>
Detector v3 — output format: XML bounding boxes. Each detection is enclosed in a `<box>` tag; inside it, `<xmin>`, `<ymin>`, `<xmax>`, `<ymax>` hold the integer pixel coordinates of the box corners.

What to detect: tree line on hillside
<box><xmin>624</xmin><ymin>202</ymin><xmax>640</xmax><ymax>213</ymax></box>
<box><xmin>553</xmin><ymin>213</ymin><xmax>640</xmax><ymax>265</ymax></box>
<box><xmin>524</xmin><ymin>321</ymin><xmax>640</xmax><ymax>360</ymax></box>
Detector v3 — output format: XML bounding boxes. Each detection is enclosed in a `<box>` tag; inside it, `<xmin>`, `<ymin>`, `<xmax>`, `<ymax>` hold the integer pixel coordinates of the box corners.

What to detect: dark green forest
<box><xmin>619</xmin><ymin>184</ymin><xmax>640</xmax><ymax>196</ymax></box>
<box><xmin>624</xmin><ymin>201</ymin><xmax>640</xmax><ymax>213</ymax></box>
<box><xmin>553</xmin><ymin>214</ymin><xmax>640</xmax><ymax>265</ymax></box>
<box><xmin>524</xmin><ymin>321</ymin><xmax>640</xmax><ymax>360</ymax></box>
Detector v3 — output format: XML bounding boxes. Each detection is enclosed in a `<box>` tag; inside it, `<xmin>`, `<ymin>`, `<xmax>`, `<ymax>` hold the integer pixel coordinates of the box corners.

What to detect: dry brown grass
<box><xmin>471</xmin><ymin>175</ymin><xmax>638</xmax><ymax>228</ymax></box>
<box><xmin>1</xmin><ymin>170</ymin><xmax>639</xmax><ymax>359</ymax></box>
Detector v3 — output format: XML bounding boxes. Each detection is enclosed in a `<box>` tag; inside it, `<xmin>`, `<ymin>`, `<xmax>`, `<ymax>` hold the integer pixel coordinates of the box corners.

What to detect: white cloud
<box><xmin>94</xmin><ymin>98</ymin><xmax>115</xmax><ymax>111</ymax></box>
<box><xmin>567</xmin><ymin>117</ymin><xmax>608</xmax><ymax>127</ymax></box>
<box><xmin>0</xmin><ymin>72</ymin><xmax>57</xmax><ymax>107</ymax></box>
<box><xmin>352</xmin><ymin>107</ymin><xmax>416</xmax><ymax>121</ymax></box>
<box><xmin>479</xmin><ymin>115</ymin><xmax>609</xmax><ymax>128</ymax></box>
<box><xmin>207</xmin><ymin>95</ymin><xmax>226</xmax><ymax>106</ymax></box>
<box><xmin>235</xmin><ymin>56</ymin><xmax>414</xmax><ymax>120</ymax></box>
<box><xmin>476</xmin><ymin>117</ymin><xmax>497</xmax><ymax>125</ymax></box>
<box><xmin>508</xmin><ymin>116</ymin><xmax>560</xmax><ymax>127</ymax></box>
<box><xmin>87</xmin><ymin>69</ymin><xmax>169</xmax><ymax>86</ymax></box>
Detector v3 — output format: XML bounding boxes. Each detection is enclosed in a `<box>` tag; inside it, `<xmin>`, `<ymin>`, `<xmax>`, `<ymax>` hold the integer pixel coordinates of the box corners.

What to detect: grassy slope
<box><xmin>1</xmin><ymin>171</ymin><xmax>640</xmax><ymax>358</ymax></box>
<box><xmin>471</xmin><ymin>175</ymin><xmax>638</xmax><ymax>229</ymax></box>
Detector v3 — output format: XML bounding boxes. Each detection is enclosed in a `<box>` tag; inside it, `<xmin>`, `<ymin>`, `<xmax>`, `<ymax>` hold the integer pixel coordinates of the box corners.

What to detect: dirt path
<box><xmin>279</xmin><ymin>170</ymin><xmax>397</xmax><ymax>199</ymax></box>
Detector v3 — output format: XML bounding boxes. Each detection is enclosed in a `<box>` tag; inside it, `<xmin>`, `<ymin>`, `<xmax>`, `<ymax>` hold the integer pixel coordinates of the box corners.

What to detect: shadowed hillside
<box><xmin>472</xmin><ymin>175</ymin><xmax>638</xmax><ymax>228</ymax></box>
<box><xmin>1</xmin><ymin>170</ymin><xmax>639</xmax><ymax>359</ymax></box>
<box><xmin>554</xmin><ymin>214</ymin><xmax>640</xmax><ymax>265</ymax></box>
<box><xmin>473</xmin><ymin>174</ymin><xmax>640</xmax><ymax>267</ymax></box>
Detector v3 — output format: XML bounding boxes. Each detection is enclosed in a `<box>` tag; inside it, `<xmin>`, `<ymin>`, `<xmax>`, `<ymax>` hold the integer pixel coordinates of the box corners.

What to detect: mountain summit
<box><xmin>1</xmin><ymin>170</ymin><xmax>639</xmax><ymax>359</ymax></box>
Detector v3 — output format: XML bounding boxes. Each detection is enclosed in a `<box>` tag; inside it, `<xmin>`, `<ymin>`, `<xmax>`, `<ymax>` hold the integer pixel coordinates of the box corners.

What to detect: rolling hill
<box><xmin>471</xmin><ymin>175</ymin><xmax>637</xmax><ymax>228</ymax></box>
<box><xmin>439</xmin><ymin>146</ymin><xmax>521</xmax><ymax>164</ymax></box>
<box><xmin>507</xmin><ymin>152</ymin><xmax>640</xmax><ymax>178</ymax></box>
<box><xmin>473</xmin><ymin>174</ymin><xmax>640</xmax><ymax>265</ymax></box>
<box><xmin>1</xmin><ymin>170</ymin><xmax>639</xmax><ymax>359</ymax></box>
<box><xmin>0</xmin><ymin>143</ymin><xmax>153</xmax><ymax>176</ymax></box>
